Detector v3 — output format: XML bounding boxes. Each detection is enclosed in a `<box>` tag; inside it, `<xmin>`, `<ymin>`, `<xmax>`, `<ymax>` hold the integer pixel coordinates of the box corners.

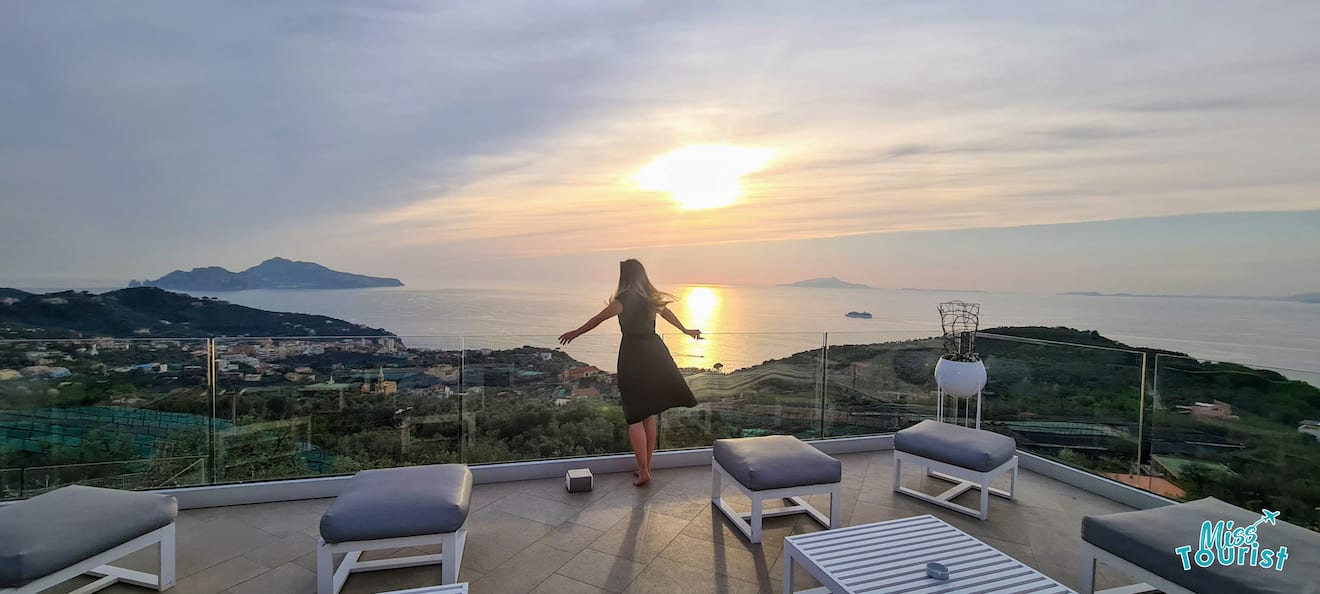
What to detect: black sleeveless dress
<box><xmin>616</xmin><ymin>292</ymin><xmax>698</xmax><ymax>425</ymax></box>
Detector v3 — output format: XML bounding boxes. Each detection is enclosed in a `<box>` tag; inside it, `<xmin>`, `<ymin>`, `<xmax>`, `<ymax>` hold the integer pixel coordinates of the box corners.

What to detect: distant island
<box><xmin>779</xmin><ymin>277</ymin><xmax>873</xmax><ymax>289</ymax></box>
<box><xmin>130</xmin><ymin>257</ymin><xmax>404</xmax><ymax>291</ymax></box>
<box><xmin>0</xmin><ymin>287</ymin><xmax>392</xmax><ymax>338</ymax></box>
<box><xmin>1063</xmin><ymin>291</ymin><xmax>1320</xmax><ymax>304</ymax></box>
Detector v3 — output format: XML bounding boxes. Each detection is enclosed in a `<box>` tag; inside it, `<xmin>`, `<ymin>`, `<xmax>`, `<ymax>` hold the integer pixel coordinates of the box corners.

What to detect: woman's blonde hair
<box><xmin>611</xmin><ymin>259</ymin><xmax>675</xmax><ymax>310</ymax></box>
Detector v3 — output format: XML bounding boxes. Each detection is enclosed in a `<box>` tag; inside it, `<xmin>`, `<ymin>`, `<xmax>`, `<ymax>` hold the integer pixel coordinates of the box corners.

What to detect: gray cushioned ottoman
<box><xmin>894</xmin><ymin>419</ymin><xmax>1015</xmax><ymax>472</ymax></box>
<box><xmin>892</xmin><ymin>420</ymin><xmax>1018</xmax><ymax>520</ymax></box>
<box><xmin>320</xmin><ymin>464</ymin><xmax>472</xmax><ymax>543</ymax></box>
<box><xmin>711</xmin><ymin>435</ymin><xmax>842</xmax><ymax>543</ymax></box>
<box><xmin>714</xmin><ymin>435</ymin><xmax>842</xmax><ymax>490</ymax></box>
<box><xmin>0</xmin><ymin>485</ymin><xmax>177</xmax><ymax>593</ymax></box>
<box><xmin>317</xmin><ymin>464</ymin><xmax>473</xmax><ymax>594</ymax></box>
<box><xmin>1082</xmin><ymin>497</ymin><xmax>1319</xmax><ymax>594</ymax></box>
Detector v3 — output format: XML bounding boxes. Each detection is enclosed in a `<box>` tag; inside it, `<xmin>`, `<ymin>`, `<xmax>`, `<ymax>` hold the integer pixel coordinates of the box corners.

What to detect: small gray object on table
<box><xmin>712</xmin><ymin>435</ymin><xmax>842</xmax><ymax>543</ymax></box>
<box><xmin>0</xmin><ymin>485</ymin><xmax>177</xmax><ymax>594</ymax></box>
<box><xmin>1081</xmin><ymin>497</ymin><xmax>1320</xmax><ymax>594</ymax></box>
<box><xmin>893</xmin><ymin>419</ymin><xmax>1018</xmax><ymax>520</ymax></box>
<box><xmin>565</xmin><ymin>468</ymin><xmax>593</xmax><ymax>493</ymax></box>
<box><xmin>318</xmin><ymin>464</ymin><xmax>472</xmax><ymax>594</ymax></box>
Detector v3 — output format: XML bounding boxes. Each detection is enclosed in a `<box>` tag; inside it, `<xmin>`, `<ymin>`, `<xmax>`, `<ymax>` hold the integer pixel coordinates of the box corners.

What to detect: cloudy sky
<box><xmin>3</xmin><ymin>1</ymin><xmax>1319</xmax><ymax>294</ymax></box>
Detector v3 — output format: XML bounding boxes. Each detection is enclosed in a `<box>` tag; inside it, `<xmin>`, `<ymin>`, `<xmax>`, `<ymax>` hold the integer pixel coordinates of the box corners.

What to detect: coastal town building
<box><xmin>562</xmin><ymin>365</ymin><xmax>602</xmax><ymax>382</ymax></box>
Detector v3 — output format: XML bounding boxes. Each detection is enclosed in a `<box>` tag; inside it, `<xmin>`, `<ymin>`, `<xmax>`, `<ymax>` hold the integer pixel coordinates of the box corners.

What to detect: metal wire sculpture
<box><xmin>938</xmin><ymin>301</ymin><xmax>980</xmax><ymax>362</ymax></box>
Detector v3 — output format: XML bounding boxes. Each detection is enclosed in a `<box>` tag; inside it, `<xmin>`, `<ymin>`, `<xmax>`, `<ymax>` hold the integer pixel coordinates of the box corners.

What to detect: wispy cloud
<box><xmin>1036</xmin><ymin>125</ymin><xmax>1155</xmax><ymax>142</ymax></box>
<box><xmin>1122</xmin><ymin>97</ymin><xmax>1260</xmax><ymax>113</ymax></box>
<box><xmin>2</xmin><ymin>1</ymin><xmax>1320</xmax><ymax>287</ymax></box>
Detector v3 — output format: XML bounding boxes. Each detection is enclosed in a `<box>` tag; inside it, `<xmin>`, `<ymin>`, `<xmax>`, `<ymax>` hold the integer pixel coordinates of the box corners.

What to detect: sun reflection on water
<box><xmin>671</xmin><ymin>286</ymin><xmax>721</xmax><ymax>366</ymax></box>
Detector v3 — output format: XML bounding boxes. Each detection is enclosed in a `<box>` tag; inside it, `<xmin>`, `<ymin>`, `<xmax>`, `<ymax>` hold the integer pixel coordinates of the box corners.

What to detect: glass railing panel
<box><xmin>823</xmin><ymin>331</ymin><xmax>945</xmax><ymax>437</ymax></box>
<box><xmin>1149</xmin><ymin>354</ymin><xmax>1320</xmax><ymax>530</ymax></box>
<box><xmin>212</xmin><ymin>336</ymin><xmax>462</xmax><ymax>483</ymax></box>
<box><xmin>0</xmin><ymin>468</ymin><xmax>18</xmax><ymax>500</ymax></box>
<box><xmin>658</xmin><ymin>332</ymin><xmax>826</xmax><ymax>449</ymax></box>
<box><xmin>459</xmin><ymin>334</ymin><xmax>631</xmax><ymax>464</ymax></box>
<box><xmin>19</xmin><ymin>457</ymin><xmax>208</xmax><ymax>494</ymax></box>
<box><xmin>974</xmin><ymin>331</ymin><xmax>1145</xmax><ymax>484</ymax></box>
<box><xmin>0</xmin><ymin>338</ymin><xmax>212</xmax><ymax>498</ymax></box>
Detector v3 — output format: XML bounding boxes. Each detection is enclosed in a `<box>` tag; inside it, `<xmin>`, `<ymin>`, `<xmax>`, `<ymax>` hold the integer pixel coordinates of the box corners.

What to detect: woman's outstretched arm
<box><xmin>660</xmin><ymin>307</ymin><xmax>702</xmax><ymax>339</ymax></box>
<box><xmin>559</xmin><ymin>300</ymin><xmax>623</xmax><ymax>344</ymax></box>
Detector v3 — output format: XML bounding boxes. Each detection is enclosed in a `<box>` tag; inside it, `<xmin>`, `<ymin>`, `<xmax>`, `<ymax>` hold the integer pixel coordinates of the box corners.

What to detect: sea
<box><xmin>168</xmin><ymin>284</ymin><xmax>1320</xmax><ymax>382</ymax></box>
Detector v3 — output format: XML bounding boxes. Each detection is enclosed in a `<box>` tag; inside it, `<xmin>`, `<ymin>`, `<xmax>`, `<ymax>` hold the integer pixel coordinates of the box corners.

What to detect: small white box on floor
<box><xmin>565</xmin><ymin>468</ymin><xmax>593</xmax><ymax>493</ymax></box>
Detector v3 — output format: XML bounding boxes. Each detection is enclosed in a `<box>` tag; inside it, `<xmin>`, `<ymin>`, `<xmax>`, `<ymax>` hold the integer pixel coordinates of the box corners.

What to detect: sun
<box><xmin>683</xmin><ymin>286</ymin><xmax>720</xmax><ymax>323</ymax></box>
<box><xmin>633</xmin><ymin>144</ymin><xmax>776</xmax><ymax>210</ymax></box>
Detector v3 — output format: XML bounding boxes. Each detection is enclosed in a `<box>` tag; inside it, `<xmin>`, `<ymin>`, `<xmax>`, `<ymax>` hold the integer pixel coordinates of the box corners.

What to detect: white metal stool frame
<box><xmin>711</xmin><ymin>458</ymin><xmax>841</xmax><ymax>544</ymax></box>
<box><xmin>1</xmin><ymin>523</ymin><xmax>176</xmax><ymax>594</ymax></box>
<box><xmin>317</xmin><ymin>520</ymin><xmax>468</xmax><ymax>594</ymax></box>
<box><xmin>376</xmin><ymin>582</ymin><xmax>470</xmax><ymax>594</ymax></box>
<box><xmin>1080</xmin><ymin>541</ymin><xmax>1192</xmax><ymax>594</ymax></box>
<box><xmin>900</xmin><ymin>376</ymin><xmax>1018</xmax><ymax>521</ymax></box>
<box><xmin>893</xmin><ymin>449</ymin><xmax>1017</xmax><ymax>521</ymax></box>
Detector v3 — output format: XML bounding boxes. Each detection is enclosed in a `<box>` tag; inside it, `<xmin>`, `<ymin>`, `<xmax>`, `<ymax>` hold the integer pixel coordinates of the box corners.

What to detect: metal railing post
<box><xmin>819</xmin><ymin>333</ymin><xmax>829</xmax><ymax>439</ymax></box>
<box><xmin>459</xmin><ymin>336</ymin><xmax>466</xmax><ymax>465</ymax></box>
<box><xmin>1135</xmin><ymin>351</ymin><xmax>1147</xmax><ymax>477</ymax></box>
<box><xmin>207</xmin><ymin>338</ymin><xmax>217</xmax><ymax>486</ymax></box>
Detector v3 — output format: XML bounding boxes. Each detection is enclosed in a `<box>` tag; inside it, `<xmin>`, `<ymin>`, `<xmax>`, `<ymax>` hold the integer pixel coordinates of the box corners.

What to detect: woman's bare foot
<box><xmin>633</xmin><ymin>471</ymin><xmax>652</xmax><ymax>486</ymax></box>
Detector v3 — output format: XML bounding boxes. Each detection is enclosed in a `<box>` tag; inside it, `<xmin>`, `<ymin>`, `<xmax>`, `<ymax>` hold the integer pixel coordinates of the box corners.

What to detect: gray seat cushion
<box><xmin>1083</xmin><ymin>497</ymin><xmax>1319</xmax><ymax>594</ymax></box>
<box><xmin>894</xmin><ymin>420</ymin><xmax>1016</xmax><ymax>472</ymax></box>
<box><xmin>713</xmin><ymin>435</ymin><xmax>841</xmax><ymax>491</ymax></box>
<box><xmin>320</xmin><ymin>464</ymin><xmax>472</xmax><ymax>543</ymax></box>
<box><xmin>0</xmin><ymin>486</ymin><xmax>177</xmax><ymax>588</ymax></box>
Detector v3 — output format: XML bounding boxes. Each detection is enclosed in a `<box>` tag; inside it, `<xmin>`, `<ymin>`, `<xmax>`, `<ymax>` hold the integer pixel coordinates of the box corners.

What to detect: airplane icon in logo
<box><xmin>1249</xmin><ymin>509</ymin><xmax>1281</xmax><ymax>530</ymax></box>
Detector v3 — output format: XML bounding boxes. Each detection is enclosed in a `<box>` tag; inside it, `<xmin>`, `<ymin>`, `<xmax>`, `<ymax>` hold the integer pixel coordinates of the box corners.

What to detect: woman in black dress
<box><xmin>558</xmin><ymin>259</ymin><xmax>700</xmax><ymax>485</ymax></box>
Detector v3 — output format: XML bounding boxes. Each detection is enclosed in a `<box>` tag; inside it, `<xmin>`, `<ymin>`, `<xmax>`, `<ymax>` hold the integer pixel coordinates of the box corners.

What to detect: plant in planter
<box><xmin>935</xmin><ymin>301</ymin><xmax>987</xmax><ymax>426</ymax></box>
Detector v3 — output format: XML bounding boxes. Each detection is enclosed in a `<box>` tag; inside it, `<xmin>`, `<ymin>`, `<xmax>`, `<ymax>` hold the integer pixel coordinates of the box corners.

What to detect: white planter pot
<box><xmin>934</xmin><ymin>357</ymin><xmax>987</xmax><ymax>398</ymax></box>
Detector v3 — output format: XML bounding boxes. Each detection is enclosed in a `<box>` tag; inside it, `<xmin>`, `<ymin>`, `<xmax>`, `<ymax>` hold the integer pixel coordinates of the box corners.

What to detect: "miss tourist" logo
<box><xmin>1173</xmin><ymin>509</ymin><xmax>1290</xmax><ymax>572</ymax></box>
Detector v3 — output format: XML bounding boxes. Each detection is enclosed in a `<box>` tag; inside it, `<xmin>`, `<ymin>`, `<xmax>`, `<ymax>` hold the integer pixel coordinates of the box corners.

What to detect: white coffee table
<box><xmin>783</xmin><ymin>515</ymin><xmax>1075</xmax><ymax>593</ymax></box>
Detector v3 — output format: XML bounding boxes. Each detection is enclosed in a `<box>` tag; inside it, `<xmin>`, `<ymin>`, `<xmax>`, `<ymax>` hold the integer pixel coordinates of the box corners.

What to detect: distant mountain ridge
<box><xmin>779</xmin><ymin>277</ymin><xmax>873</xmax><ymax>289</ymax></box>
<box><xmin>0</xmin><ymin>287</ymin><xmax>392</xmax><ymax>338</ymax></box>
<box><xmin>1063</xmin><ymin>291</ymin><xmax>1320</xmax><ymax>304</ymax></box>
<box><xmin>132</xmin><ymin>257</ymin><xmax>403</xmax><ymax>291</ymax></box>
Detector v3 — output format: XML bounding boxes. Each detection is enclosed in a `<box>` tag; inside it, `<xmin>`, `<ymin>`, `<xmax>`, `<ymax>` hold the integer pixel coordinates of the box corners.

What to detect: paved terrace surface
<box><xmin>46</xmin><ymin>451</ymin><xmax>1141</xmax><ymax>594</ymax></box>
